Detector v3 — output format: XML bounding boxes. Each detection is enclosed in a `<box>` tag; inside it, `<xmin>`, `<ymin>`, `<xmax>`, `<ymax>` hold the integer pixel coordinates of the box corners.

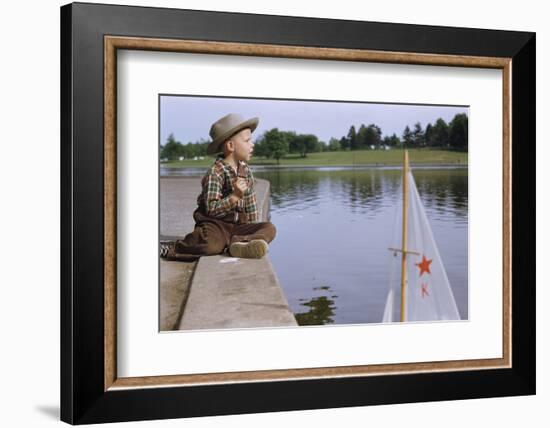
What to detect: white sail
<box><xmin>383</xmin><ymin>171</ymin><xmax>460</xmax><ymax>322</ymax></box>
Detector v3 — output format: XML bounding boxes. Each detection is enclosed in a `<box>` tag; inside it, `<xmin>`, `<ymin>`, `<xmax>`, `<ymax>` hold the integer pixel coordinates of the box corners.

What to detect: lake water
<box><xmin>162</xmin><ymin>166</ymin><xmax>468</xmax><ymax>325</ymax></box>
<box><xmin>255</xmin><ymin>166</ymin><xmax>468</xmax><ymax>325</ymax></box>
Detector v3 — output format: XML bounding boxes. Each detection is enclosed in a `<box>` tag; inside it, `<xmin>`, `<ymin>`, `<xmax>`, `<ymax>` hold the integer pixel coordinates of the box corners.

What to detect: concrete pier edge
<box><xmin>160</xmin><ymin>177</ymin><xmax>297</xmax><ymax>330</ymax></box>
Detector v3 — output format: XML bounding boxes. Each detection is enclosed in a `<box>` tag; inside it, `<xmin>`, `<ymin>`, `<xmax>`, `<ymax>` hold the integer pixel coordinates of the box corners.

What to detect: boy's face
<box><xmin>225</xmin><ymin>128</ymin><xmax>254</xmax><ymax>162</ymax></box>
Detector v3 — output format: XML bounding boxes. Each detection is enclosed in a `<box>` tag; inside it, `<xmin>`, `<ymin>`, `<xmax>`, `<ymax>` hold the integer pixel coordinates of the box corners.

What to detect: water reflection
<box><xmin>266</xmin><ymin>169</ymin><xmax>323</xmax><ymax>212</ymax></box>
<box><xmin>258</xmin><ymin>168</ymin><xmax>468</xmax><ymax>219</ymax></box>
<box><xmin>295</xmin><ymin>286</ymin><xmax>338</xmax><ymax>326</ymax></box>
<box><xmin>413</xmin><ymin>169</ymin><xmax>468</xmax><ymax>220</ymax></box>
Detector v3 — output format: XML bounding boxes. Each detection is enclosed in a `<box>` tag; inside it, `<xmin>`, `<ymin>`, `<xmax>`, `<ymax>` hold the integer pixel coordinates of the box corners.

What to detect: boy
<box><xmin>160</xmin><ymin>113</ymin><xmax>276</xmax><ymax>261</ymax></box>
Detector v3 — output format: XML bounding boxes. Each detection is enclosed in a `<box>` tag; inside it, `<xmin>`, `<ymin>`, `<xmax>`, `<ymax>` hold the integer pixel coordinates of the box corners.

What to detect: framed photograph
<box><xmin>61</xmin><ymin>2</ymin><xmax>535</xmax><ymax>424</ymax></box>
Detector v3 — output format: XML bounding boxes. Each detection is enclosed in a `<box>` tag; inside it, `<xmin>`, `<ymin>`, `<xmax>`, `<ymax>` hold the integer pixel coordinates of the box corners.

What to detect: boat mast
<box><xmin>400</xmin><ymin>150</ymin><xmax>409</xmax><ymax>322</ymax></box>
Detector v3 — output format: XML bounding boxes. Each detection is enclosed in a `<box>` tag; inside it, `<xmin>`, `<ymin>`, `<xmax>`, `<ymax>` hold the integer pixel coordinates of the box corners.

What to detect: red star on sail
<box><xmin>416</xmin><ymin>254</ymin><xmax>432</xmax><ymax>277</ymax></box>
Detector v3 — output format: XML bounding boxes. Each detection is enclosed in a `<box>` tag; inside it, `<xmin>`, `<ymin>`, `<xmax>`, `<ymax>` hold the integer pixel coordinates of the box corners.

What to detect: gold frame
<box><xmin>103</xmin><ymin>36</ymin><xmax>512</xmax><ymax>391</ymax></box>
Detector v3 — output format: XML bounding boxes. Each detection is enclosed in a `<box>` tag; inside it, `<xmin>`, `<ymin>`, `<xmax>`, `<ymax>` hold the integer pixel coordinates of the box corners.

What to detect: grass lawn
<box><xmin>161</xmin><ymin>149</ymin><xmax>468</xmax><ymax>168</ymax></box>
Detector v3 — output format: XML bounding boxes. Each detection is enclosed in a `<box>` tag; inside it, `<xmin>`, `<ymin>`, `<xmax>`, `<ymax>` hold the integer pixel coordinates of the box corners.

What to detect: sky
<box><xmin>160</xmin><ymin>95</ymin><xmax>468</xmax><ymax>145</ymax></box>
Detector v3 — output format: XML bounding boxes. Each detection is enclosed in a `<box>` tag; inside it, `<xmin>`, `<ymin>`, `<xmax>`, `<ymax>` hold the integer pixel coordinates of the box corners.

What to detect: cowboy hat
<box><xmin>207</xmin><ymin>113</ymin><xmax>259</xmax><ymax>155</ymax></box>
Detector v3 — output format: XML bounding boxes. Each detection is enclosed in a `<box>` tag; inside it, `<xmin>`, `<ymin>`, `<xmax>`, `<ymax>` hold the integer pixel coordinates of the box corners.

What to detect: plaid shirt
<box><xmin>197</xmin><ymin>157</ymin><xmax>259</xmax><ymax>223</ymax></box>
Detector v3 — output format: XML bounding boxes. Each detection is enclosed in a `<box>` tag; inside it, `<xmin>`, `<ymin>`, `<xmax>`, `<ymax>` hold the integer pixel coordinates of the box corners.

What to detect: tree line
<box><xmin>337</xmin><ymin>113</ymin><xmax>468</xmax><ymax>152</ymax></box>
<box><xmin>160</xmin><ymin>135</ymin><xmax>209</xmax><ymax>160</ymax></box>
<box><xmin>400</xmin><ymin>114</ymin><xmax>468</xmax><ymax>151</ymax></box>
<box><xmin>160</xmin><ymin>113</ymin><xmax>468</xmax><ymax>162</ymax></box>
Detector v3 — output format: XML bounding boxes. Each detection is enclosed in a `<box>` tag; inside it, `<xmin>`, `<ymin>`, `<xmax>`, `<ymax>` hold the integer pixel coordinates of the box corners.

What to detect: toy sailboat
<box><xmin>382</xmin><ymin>150</ymin><xmax>460</xmax><ymax>322</ymax></box>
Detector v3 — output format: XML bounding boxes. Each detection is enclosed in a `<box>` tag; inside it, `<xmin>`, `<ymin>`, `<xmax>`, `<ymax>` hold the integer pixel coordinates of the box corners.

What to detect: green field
<box><xmin>161</xmin><ymin>149</ymin><xmax>467</xmax><ymax>168</ymax></box>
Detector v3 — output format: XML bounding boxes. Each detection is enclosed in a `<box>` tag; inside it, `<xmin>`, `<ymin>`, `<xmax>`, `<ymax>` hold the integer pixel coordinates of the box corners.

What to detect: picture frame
<box><xmin>60</xmin><ymin>2</ymin><xmax>535</xmax><ymax>424</ymax></box>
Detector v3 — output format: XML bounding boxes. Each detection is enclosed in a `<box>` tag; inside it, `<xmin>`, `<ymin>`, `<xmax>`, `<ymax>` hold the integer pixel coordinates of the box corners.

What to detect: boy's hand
<box><xmin>232</xmin><ymin>178</ymin><xmax>248</xmax><ymax>199</ymax></box>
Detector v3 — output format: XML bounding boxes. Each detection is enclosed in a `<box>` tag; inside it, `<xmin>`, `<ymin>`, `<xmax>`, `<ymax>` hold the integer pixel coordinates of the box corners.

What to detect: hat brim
<box><xmin>207</xmin><ymin>118</ymin><xmax>259</xmax><ymax>155</ymax></box>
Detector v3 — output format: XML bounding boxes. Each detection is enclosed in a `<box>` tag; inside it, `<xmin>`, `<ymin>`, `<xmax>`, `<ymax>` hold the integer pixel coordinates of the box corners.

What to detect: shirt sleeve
<box><xmin>243</xmin><ymin>169</ymin><xmax>259</xmax><ymax>223</ymax></box>
<box><xmin>203</xmin><ymin>171</ymin><xmax>238</xmax><ymax>218</ymax></box>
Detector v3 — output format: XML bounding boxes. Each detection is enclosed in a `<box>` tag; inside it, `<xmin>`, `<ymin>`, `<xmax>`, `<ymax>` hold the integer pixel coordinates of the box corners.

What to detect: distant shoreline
<box><xmin>160</xmin><ymin>164</ymin><xmax>468</xmax><ymax>178</ymax></box>
<box><xmin>161</xmin><ymin>163</ymin><xmax>468</xmax><ymax>171</ymax></box>
<box><xmin>161</xmin><ymin>149</ymin><xmax>467</xmax><ymax>169</ymax></box>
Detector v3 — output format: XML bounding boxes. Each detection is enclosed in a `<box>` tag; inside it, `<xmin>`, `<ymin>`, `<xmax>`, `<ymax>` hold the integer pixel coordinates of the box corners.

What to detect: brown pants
<box><xmin>174</xmin><ymin>209</ymin><xmax>276</xmax><ymax>257</ymax></box>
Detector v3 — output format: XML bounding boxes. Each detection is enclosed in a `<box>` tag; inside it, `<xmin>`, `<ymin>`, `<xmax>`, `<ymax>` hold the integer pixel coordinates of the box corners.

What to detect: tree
<box><xmin>347</xmin><ymin>125</ymin><xmax>358</xmax><ymax>150</ymax></box>
<box><xmin>305</xmin><ymin>134</ymin><xmax>320</xmax><ymax>155</ymax></box>
<box><xmin>402</xmin><ymin>126</ymin><xmax>413</xmax><ymax>147</ymax></box>
<box><xmin>449</xmin><ymin>113</ymin><xmax>468</xmax><ymax>151</ymax></box>
<box><xmin>183</xmin><ymin>142</ymin><xmax>197</xmax><ymax>159</ymax></box>
<box><xmin>432</xmin><ymin>118</ymin><xmax>449</xmax><ymax>147</ymax></box>
<box><xmin>364</xmin><ymin>124</ymin><xmax>382</xmax><ymax>148</ymax></box>
<box><xmin>424</xmin><ymin>123</ymin><xmax>434</xmax><ymax>147</ymax></box>
<box><xmin>195</xmin><ymin>138</ymin><xmax>209</xmax><ymax>156</ymax></box>
<box><xmin>340</xmin><ymin>136</ymin><xmax>350</xmax><ymax>151</ymax></box>
<box><xmin>283</xmin><ymin>131</ymin><xmax>299</xmax><ymax>155</ymax></box>
<box><xmin>412</xmin><ymin>122</ymin><xmax>424</xmax><ymax>147</ymax></box>
<box><xmin>160</xmin><ymin>133</ymin><xmax>184</xmax><ymax>160</ymax></box>
<box><xmin>328</xmin><ymin>137</ymin><xmax>341</xmax><ymax>151</ymax></box>
<box><xmin>258</xmin><ymin>128</ymin><xmax>289</xmax><ymax>164</ymax></box>
<box><xmin>356</xmin><ymin>124</ymin><xmax>368</xmax><ymax>150</ymax></box>
<box><xmin>288</xmin><ymin>132</ymin><xmax>303</xmax><ymax>156</ymax></box>
<box><xmin>388</xmin><ymin>133</ymin><xmax>401</xmax><ymax>147</ymax></box>
<box><xmin>252</xmin><ymin>139</ymin><xmax>268</xmax><ymax>157</ymax></box>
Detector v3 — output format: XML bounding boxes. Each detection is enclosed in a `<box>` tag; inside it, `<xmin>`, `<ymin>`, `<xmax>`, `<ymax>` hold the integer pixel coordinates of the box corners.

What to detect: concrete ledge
<box><xmin>179</xmin><ymin>255</ymin><xmax>297</xmax><ymax>330</ymax></box>
<box><xmin>160</xmin><ymin>176</ymin><xmax>296</xmax><ymax>330</ymax></box>
<box><xmin>160</xmin><ymin>258</ymin><xmax>196</xmax><ymax>331</ymax></box>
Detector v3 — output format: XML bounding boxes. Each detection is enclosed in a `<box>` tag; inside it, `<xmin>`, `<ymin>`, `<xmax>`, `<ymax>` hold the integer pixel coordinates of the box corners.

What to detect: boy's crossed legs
<box><xmin>161</xmin><ymin>212</ymin><xmax>276</xmax><ymax>261</ymax></box>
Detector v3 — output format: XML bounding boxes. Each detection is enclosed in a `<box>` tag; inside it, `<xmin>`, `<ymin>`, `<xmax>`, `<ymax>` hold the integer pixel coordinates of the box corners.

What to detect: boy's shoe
<box><xmin>229</xmin><ymin>239</ymin><xmax>269</xmax><ymax>259</ymax></box>
<box><xmin>160</xmin><ymin>241</ymin><xmax>201</xmax><ymax>262</ymax></box>
<box><xmin>160</xmin><ymin>241</ymin><xmax>176</xmax><ymax>259</ymax></box>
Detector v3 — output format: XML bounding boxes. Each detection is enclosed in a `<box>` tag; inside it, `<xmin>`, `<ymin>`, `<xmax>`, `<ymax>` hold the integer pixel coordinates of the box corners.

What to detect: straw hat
<box><xmin>207</xmin><ymin>113</ymin><xmax>259</xmax><ymax>155</ymax></box>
